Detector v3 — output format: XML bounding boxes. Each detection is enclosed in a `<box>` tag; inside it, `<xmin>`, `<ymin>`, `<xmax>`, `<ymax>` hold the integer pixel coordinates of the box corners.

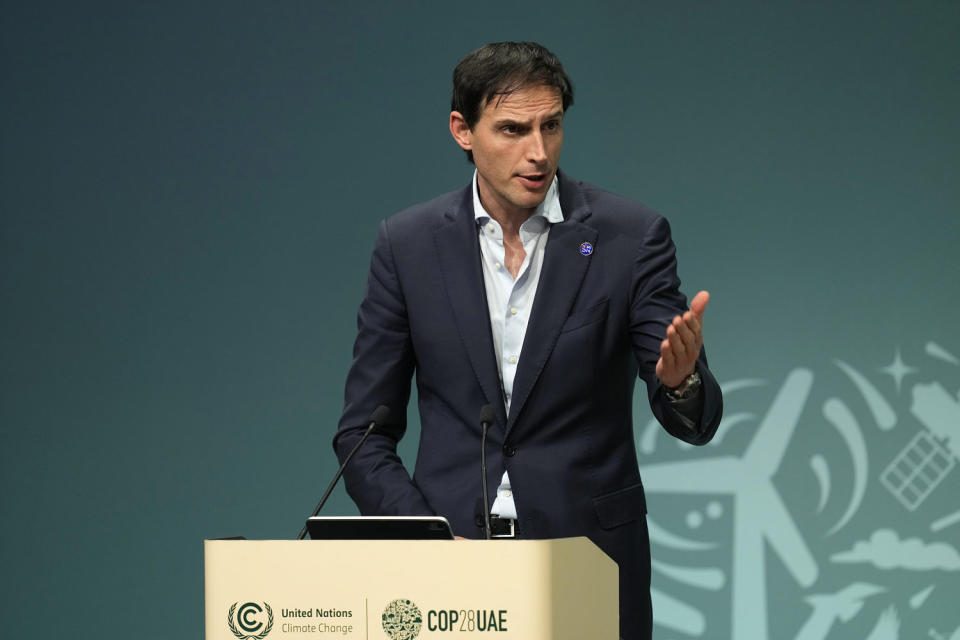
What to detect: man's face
<box><xmin>451</xmin><ymin>84</ymin><xmax>564</xmax><ymax>220</ymax></box>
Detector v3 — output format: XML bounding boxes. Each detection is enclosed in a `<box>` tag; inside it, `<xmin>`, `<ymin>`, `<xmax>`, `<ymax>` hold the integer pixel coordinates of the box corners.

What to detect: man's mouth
<box><xmin>517</xmin><ymin>173</ymin><xmax>548</xmax><ymax>188</ymax></box>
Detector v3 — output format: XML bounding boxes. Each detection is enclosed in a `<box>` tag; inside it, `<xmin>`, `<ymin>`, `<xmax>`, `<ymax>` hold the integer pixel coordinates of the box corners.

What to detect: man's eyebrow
<box><xmin>493</xmin><ymin>111</ymin><xmax>565</xmax><ymax>127</ymax></box>
<box><xmin>492</xmin><ymin>118</ymin><xmax>526</xmax><ymax>128</ymax></box>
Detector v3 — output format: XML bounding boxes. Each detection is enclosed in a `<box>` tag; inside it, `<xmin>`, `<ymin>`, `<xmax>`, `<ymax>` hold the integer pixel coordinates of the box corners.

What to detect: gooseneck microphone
<box><xmin>296</xmin><ymin>405</ymin><xmax>391</xmax><ymax>540</ymax></box>
<box><xmin>479</xmin><ymin>404</ymin><xmax>496</xmax><ymax>540</ymax></box>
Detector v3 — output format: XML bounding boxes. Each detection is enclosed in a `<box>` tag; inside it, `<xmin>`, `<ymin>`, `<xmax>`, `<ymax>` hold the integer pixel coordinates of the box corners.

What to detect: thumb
<box><xmin>690</xmin><ymin>290</ymin><xmax>710</xmax><ymax>318</ymax></box>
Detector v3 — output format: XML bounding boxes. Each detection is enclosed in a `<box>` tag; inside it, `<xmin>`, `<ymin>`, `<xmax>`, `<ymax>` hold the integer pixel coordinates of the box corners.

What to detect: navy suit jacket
<box><xmin>334</xmin><ymin>170</ymin><xmax>722</xmax><ymax>640</ymax></box>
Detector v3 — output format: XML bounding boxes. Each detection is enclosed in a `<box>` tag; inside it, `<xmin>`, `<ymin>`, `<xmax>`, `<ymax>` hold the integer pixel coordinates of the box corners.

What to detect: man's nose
<box><xmin>526</xmin><ymin>131</ymin><xmax>547</xmax><ymax>164</ymax></box>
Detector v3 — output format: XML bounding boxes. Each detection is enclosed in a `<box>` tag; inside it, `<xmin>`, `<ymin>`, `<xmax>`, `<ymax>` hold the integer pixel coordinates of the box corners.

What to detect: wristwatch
<box><xmin>666</xmin><ymin>371</ymin><xmax>702</xmax><ymax>400</ymax></box>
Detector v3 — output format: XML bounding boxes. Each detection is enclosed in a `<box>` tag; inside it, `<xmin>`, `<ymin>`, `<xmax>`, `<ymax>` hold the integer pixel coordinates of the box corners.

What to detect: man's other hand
<box><xmin>656</xmin><ymin>290</ymin><xmax>709</xmax><ymax>389</ymax></box>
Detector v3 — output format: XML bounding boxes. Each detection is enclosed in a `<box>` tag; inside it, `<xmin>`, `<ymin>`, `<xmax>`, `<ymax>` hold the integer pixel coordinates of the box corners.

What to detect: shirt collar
<box><xmin>472</xmin><ymin>170</ymin><xmax>564</xmax><ymax>226</ymax></box>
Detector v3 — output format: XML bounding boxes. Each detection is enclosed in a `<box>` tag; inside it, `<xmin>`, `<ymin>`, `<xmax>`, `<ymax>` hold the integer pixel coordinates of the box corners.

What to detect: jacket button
<box><xmin>502</xmin><ymin>444</ymin><xmax>517</xmax><ymax>457</ymax></box>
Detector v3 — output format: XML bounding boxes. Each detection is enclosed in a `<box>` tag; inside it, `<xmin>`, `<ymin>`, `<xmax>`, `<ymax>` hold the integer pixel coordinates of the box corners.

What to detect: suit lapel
<box><xmin>506</xmin><ymin>172</ymin><xmax>596</xmax><ymax>432</ymax></box>
<box><xmin>433</xmin><ymin>187</ymin><xmax>508</xmax><ymax>426</ymax></box>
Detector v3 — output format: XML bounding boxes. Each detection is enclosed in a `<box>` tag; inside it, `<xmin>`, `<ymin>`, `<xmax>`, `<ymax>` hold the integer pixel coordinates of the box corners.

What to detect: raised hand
<box><xmin>656</xmin><ymin>290</ymin><xmax>709</xmax><ymax>389</ymax></box>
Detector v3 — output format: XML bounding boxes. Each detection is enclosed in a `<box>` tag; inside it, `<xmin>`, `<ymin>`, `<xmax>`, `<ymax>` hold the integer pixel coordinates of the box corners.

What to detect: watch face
<box><xmin>669</xmin><ymin>372</ymin><xmax>701</xmax><ymax>399</ymax></box>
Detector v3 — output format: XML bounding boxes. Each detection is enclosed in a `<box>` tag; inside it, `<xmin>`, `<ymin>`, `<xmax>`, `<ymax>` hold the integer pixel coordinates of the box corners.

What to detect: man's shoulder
<box><xmin>385</xmin><ymin>185</ymin><xmax>471</xmax><ymax>230</ymax></box>
<box><xmin>560</xmin><ymin>172</ymin><xmax>665</xmax><ymax>230</ymax></box>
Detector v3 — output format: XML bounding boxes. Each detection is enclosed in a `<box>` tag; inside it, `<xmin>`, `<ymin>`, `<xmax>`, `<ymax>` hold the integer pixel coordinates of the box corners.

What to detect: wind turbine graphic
<box><xmin>641</xmin><ymin>368</ymin><xmax>820</xmax><ymax>639</ymax></box>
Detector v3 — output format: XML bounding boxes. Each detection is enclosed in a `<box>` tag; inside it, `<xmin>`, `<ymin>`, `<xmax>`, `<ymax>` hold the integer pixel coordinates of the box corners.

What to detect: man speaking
<box><xmin>333</xmin><ymin>41</ymin><xmax>723</xmax><ymax>640</ymax></box>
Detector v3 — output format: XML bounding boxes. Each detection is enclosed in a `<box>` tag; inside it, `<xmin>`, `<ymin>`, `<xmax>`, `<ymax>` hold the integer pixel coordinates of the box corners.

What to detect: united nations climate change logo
<box><xmin>382</xmin><ymin>599</ymin><xmax>422</xmax><ymax>640</ymax></box>
<box><xmin>227</xmin><ymin>601</ymin><xmax>274</xmax><ymax>640</ymax></box>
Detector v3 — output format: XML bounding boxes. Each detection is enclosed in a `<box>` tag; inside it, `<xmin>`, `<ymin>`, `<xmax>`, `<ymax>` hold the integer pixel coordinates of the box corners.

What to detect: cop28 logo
<box><xmin>227</xmin><ymin>602</ymin><xmax>274</xmax><ymax>640</ymax></box>
<box><xmin>382</xmin><ymin>599</ymin><xmax>422</xmax><ymax>640</ymax></box>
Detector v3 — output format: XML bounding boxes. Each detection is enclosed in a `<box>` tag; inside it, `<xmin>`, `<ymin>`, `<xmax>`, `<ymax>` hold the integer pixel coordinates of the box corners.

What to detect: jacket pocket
<box><xmin>593</xmin><ymin>481</ymin><xmax>648</xmax><ymax>530</ymax></box>
<box><xmin>560</xmin><ymin>298</ymin><xmax>609</xmax><ymax>333</ymax></box>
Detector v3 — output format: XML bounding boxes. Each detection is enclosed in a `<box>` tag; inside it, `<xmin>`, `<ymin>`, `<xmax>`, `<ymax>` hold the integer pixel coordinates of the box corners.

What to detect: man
<box><xmin>334</xmin><ymin>41</ymin><xmax>722</xmax><ymax>640</ymax></box>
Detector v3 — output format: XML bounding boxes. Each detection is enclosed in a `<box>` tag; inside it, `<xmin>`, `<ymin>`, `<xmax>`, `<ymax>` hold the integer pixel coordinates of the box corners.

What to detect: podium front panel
<box><xmin>204</xmin><ymin>537</ymin><xmax>617</xmax><ymax>640</ymax></box>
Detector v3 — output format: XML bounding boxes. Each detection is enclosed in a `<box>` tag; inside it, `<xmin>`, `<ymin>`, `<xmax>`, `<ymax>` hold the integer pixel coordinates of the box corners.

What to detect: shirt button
<box><xmin>508</xmin><ymin>355</ymin><xmax>517</xmax><ymax>364</ymax></box>
<box><xmin>495</xmin><ymin>263</ymin><xmax>502</xmax><ymax>270</ymax></box>
<box><xmin>503</xmin><ymin>444</ymin><xmax>517</xmax><ymax>457</ymax></box>
<box><xmin>500</xmin><ymin>490</ymin><xmax>512</xmax><ymax>497</ymax></box>
<box><xmin>510</xmin><ymin>307</ymin><xmax>518</xmax><ymax>315</ymax></box>
<box><xmin>487</xmin><ymin>224</ymin><xmax>495</xmax><ymax>232</ymax></box>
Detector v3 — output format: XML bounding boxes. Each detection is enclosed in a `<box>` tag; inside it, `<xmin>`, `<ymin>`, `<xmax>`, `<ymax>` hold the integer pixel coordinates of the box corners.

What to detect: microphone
<box><xmin>297</xmin><ymin>405</ymin><xmax>391</xmax><ymax>540</ymax></box>
<box><xmin>479</xmin><ymin>404</ymin><xmax>495</xmax><ymax>540</ymax></box>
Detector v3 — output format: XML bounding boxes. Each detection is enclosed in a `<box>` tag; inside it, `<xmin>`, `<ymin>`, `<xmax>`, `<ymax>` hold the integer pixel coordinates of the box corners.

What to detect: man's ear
<box><xmin>449</xmin><ymin>111</ymin><xmax>472</xmax><ymax>152</ymax></box>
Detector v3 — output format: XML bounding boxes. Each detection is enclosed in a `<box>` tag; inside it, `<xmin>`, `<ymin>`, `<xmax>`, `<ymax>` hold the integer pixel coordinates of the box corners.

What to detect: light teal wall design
<box><xmin>640</xmin><ymin>354</ymin><xmax>960</xmax><ymax>638</ymax></box>
<box><xmin>2</xmin><ymin>2</ymin><xmax>957</xmax><ymax>638</ymax></box>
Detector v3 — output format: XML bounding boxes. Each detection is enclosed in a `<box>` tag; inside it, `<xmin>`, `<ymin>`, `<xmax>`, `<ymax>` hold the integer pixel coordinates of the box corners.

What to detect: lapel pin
<box><xmin>579</xmin><ymin>241</ymin><xmax>594</xmax><ymax>256</ymax></box>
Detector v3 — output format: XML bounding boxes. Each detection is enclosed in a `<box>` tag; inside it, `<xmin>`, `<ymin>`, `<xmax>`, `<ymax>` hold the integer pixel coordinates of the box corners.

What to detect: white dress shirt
<box><xmin>472</xmin><ymin>171</ymin><xmax>564</xmax><ymax>519</ymax></box>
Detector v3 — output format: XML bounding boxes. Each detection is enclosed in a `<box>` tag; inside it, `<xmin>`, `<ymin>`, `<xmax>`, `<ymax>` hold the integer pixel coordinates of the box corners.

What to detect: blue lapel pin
<box><xmin>579</xmin><ymin>241</ymin><xmax>594</xmax><ymax>256</ymax></box>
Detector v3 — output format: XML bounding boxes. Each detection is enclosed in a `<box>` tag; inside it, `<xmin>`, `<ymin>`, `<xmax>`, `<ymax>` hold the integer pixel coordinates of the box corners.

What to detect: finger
<box><xmin>681</xmin><ymin>310</ymin><xmax>702</xmax><ymax>336</ymax></box>
<box><xmin>660</xmin><ymin>337</ymin><xmax>693</xmax><ymax>387</ymax></box>
<box><xmin>659</xmin><ymin>338</ymin><xmax>676</xmax><ymax>372</ymax></box>
<box><xmin>679</xmin><ymin>313</ymin><xmax>703</xmax><ymax>357</ymax></box>
<box><xmin>666</xmin><ymin>323</ymin><xmax>691</xmax><ymax>362</ymax></box>
<box><xmin>690</xmin><ymin>290</ymin><xmax>710</xmax><ymax>319</ymax></box>
<box><xmin>674</xmin><ymin>314</ymin><xmax>699</xmax><ymax>347</ymax></box>
<box><xmin>669</xmin><ymin>317</ymin><xmax>703</xmax><ymax>373</ymax></box>
<box><xmin>670</xmin><ymin>316</ymin><xmax>701</xmax><ymax>356</ymax></box>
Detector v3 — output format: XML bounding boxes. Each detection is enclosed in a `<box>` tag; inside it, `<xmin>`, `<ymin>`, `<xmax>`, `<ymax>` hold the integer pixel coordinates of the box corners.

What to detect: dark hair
<box><xmin>451</xmin><ymin>41</ymin><xmax>574</xmax><ymax>162</ymax></box>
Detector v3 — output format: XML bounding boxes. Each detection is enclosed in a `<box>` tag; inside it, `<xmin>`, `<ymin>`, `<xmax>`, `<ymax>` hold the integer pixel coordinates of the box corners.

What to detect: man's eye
<box><xmin>502</xmin><ymin>125</ymin><xmax>519</xmax><ymax>134</ymax></box>
<box><xmin>543</xmin><ymin>120</ymin><xmax>561</xmax><ymax>131</ymax></box>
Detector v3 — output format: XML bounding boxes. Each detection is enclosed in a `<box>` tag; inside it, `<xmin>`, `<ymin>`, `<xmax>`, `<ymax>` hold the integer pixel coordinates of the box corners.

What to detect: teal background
<box><xmin>2</xmin><ymin>1</ymin><xmax>958</xmax><ymax>638</ymax></box>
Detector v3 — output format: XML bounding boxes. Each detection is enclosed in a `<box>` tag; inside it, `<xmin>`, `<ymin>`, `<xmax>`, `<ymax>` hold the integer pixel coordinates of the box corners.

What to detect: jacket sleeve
<box><xmin>332</xmin><ymin>219</ymin><xmax>435</xmax><ymax>515</ymax></box>
<box><xmin>629</xmin><ymin>215</ymin><xmax>723</xmax><ymax>445</ymax></box>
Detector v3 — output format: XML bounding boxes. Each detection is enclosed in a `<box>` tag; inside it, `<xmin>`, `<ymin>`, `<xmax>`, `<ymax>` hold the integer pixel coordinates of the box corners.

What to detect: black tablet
<box><xmin>305</xmin><ymin>516</ymin><xmax>455</xmax><ymax>540</ymax></box>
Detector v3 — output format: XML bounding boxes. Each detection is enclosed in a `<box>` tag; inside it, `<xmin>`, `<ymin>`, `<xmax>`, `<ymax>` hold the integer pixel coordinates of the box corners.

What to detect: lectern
<box><xmin>205</xmin><ymin>537</ymin><xmax>617</xmax><ymax>639</ymax></box>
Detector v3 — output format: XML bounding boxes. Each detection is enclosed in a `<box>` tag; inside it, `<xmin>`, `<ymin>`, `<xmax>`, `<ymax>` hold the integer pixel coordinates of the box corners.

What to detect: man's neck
<box><xmin>476</xmin><ymin>183</ymin><xmax>536</xmax><ymax>237</ymax></box>
<box><xmin>486</xmin><ymin>207</ymin><xmax>534</xmax><ymax>237</ymax></box>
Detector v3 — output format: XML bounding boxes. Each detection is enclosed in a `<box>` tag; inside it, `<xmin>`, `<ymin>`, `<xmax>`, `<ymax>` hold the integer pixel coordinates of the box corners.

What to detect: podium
<box><xmin>205</xmin><ymin>537</ymin><xmax>617</xmax><ymax>639</ymax></box>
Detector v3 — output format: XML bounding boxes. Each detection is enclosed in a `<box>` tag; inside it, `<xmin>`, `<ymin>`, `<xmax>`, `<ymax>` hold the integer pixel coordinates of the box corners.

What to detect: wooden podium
<box><xmin>205</xmin><ymin>537</ymin><xmax>617</xmax><ymax>639</ymax></box>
